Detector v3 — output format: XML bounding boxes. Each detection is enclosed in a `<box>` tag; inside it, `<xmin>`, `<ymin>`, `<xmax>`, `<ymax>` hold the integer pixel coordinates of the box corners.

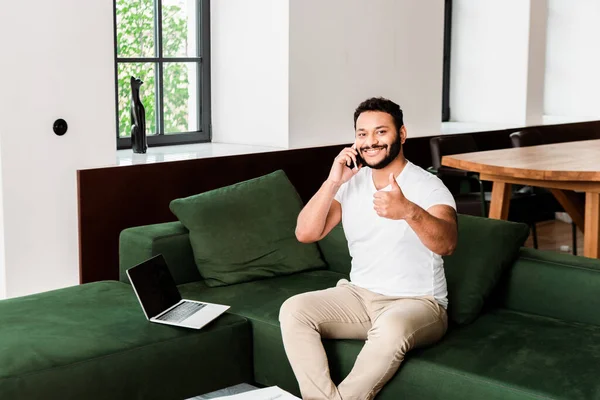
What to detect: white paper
<box><xmin>211</xmin><ymin>386</ymin><xmax>300</xmax><ymax>400</ymax></box>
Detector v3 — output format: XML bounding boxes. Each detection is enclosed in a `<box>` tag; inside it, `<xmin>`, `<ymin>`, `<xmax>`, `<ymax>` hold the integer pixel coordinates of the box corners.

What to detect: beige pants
<box><xmin>279</xmin><ymin>279</ymin><xmax>448</xmax><ymax>400</ymax></box>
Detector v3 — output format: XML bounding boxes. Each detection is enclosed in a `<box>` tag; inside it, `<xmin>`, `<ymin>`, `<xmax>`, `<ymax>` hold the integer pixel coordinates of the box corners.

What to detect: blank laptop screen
<box><xmin>128</xmin><ymin>255</ymin><xmax>182</xmax><ymax>318</ymax></box>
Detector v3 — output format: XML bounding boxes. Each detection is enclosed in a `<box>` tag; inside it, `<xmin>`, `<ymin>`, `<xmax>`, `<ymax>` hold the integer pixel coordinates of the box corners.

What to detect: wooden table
<box><xmin>442</xmin><ymin>139</ymin><xmax>600</xmax><ymax>258</ymax></box>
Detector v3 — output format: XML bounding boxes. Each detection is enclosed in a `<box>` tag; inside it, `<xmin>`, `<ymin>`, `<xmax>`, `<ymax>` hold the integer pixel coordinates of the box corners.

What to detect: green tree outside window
<box><xmin>115</xmin><ymin>0</ymin><xmax>199</xmax><ymax>138</ymax></box>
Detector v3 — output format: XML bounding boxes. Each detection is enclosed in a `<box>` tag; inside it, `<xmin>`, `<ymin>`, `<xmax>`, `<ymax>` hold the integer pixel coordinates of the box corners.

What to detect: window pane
<box><xmin>162</xmin><ymin>0</ymin><xmax>198</xmax><ymax>57</ymax></box>
<box><xmin>117</xmin><ymin>63</ymin><xmax>157</xmax><ymax>138</ymax></box>
<box><xmin>163</xmin><ymin>62</ymin><xmax>199</xmax><ymax>134</ymax></box>
<box><xmin>116</xmin><ymin>0</ymin><xmax>155</xmax><ymax>58</ymax></box>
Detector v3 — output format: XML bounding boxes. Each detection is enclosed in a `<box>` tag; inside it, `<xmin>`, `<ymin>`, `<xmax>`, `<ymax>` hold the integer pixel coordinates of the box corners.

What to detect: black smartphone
<box><xmin>355</xmin><ymin>150</ymin><xmax>364</xmax><ymax>168</ymax></box>
<box><xmin>347</xmin><ymin>145</ymin><xmax>364</xmax><ymax>168</ymax></box>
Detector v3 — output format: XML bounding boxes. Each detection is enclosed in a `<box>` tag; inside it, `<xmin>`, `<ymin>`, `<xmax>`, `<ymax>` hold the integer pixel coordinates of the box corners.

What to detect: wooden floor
<box><xmin>524</xmin><ymin>219</ymin><xmax>584</xmax><ymax>255</ymax></box>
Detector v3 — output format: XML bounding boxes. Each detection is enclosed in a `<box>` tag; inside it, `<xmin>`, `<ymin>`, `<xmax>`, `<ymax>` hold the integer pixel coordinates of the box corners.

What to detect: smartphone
<box><xmin>349</xmin><ymin>144</ymin><xmax>364</xmax><ymax>169</ymax></box>
<box><xmin>354</xmin><ymin>150</ymin><xmax>364</xmax><ymax>168</ymax></box>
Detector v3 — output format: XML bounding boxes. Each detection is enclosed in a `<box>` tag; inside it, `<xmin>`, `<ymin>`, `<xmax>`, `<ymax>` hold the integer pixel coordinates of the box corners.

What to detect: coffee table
<box><xmin>187</xmin><ymin>383</ymin><xmax>258</xmax><ymax>399</ymax></box>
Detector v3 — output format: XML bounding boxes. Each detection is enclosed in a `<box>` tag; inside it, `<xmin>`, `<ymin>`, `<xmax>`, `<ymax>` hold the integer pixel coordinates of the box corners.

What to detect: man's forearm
<box><xmin>405</xmin><ymin>204</ymin><xmax>457</xmax><ymax>255</ymax></box>
<box><xmin>296</xmin><ymin>180</ymin><xmax>340</xmax><ymax>242</ymax></box>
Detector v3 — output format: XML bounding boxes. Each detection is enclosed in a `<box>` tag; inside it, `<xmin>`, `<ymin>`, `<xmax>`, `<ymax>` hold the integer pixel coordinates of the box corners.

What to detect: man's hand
<box><xmin>373</xmin><ymin>173</ymin><xmax>416</xmax><ymax>220</ymax></box>
<box><xmin>327</xmin><ymin>144</ymin><xmax>361</xmax><ymax>186</ymax></box>
<box><xmin>297</xmin><ymin>145</ymin><xmax>360</xmax><ymax>244</ymax></box>
<box><xmin>373</xmin><ymin>173</ymin><xmax>458</xmax><ymax>254</ymax></box>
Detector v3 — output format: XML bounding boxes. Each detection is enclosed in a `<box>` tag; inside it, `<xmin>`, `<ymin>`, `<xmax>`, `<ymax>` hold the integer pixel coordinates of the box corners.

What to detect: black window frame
<box><xmin>113</xmin><ymin>0</ymin><xmax>211</xmax><ymax>150</ymax></box>
<box><xmin>442</xmin><ymin>0</ymin><xmax>452</xmax><ymax>122</ymax></box>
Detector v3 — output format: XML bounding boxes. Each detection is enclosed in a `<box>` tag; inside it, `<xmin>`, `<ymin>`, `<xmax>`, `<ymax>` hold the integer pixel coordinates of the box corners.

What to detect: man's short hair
<box><xmin>353</xmin><ymin>97</ymin><xmax>404</xmax><ymax>134</ymax></box>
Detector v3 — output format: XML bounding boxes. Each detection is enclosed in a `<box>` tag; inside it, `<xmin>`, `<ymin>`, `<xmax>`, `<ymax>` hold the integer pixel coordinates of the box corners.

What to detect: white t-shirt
<box><xmin>334</xmin><ymin>160</ymin><xmax>456</xmax><ymax>308</ymax></box>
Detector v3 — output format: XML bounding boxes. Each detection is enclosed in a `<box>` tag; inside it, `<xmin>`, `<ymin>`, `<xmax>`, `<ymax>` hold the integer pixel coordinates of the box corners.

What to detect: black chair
<box><xmin>509</xmin><ymin>130</ymin><xmax>578</xmax><ymax>255</ymax></box>
<box><xmin>429</xmin><ymin>136</ymin><xmax>487</xmax><ymax>217</ymax></box>
<box><xmin>429</xmin><ymin>134</ymin><xmax>546</xmax><ymax>248</ymax></box>
<box><xmin>510</xmin><ymin>128</ymin><xmax>545</xmax><ymax>148</ymax></box>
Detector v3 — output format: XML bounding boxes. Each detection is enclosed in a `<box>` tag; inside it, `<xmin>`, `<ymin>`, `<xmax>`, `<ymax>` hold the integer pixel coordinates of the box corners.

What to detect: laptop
<box><xmin>127</xmin><ymin>254</ymin><xmax>229</xmax><ymax>329</ymax></box>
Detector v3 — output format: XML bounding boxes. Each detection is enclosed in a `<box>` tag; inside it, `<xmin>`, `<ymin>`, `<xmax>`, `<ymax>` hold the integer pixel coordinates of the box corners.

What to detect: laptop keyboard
<box><xmin>155</xmin><ymin>301</ymin><xmax>207</xmax><ymax>323</ymax></box>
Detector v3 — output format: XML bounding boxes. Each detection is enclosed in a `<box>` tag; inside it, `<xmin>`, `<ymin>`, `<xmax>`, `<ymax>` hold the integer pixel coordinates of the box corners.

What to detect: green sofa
<box><xmin>2</xmin><ymin>170</ymin><xmax>600</xmax><ymax>399</ymax></box>
<box><xmin>0</xmin><ymin>281</ymin><xmax>253</xmax><ymax>399</ymax></box>
<box><xmin>115</xmin><ymin>220</ymin><xmax>600</xmax><ymax>400</ymax></box>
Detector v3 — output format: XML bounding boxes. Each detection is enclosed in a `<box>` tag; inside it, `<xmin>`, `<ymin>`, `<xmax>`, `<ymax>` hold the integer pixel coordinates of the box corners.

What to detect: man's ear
<box><xmin>399</xmin><ymin>125</ymin><xmax>407</xmax><ymax>144</ymax></box>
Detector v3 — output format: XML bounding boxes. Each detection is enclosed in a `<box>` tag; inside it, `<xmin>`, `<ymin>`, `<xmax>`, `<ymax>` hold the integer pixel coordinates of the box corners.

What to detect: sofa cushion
<box><xmin>321</xmin><ymin>309</ymin><xmax>600</xmax><ymax>400</ymax></box>
<box><xmin>379</xmin><ymin>309</ymin><xmax>600</xmax><ymax>400</ymax></box>
<box><xmin>0</xmin><ymin>281</ymin><xmax>252</xmax><ymax>400</ymax></box>
<box><xmin>179</xmin><ymin>269</ymin><xmax>348</xmax><ymax>393</ymax></box>
<box><xmin>181</xmin><ymin>271</ymin><xmax>600</xmax><ymax>400</ymax></box>
<box><xmin>170</xmin><ymin>170</ymin><xmax>327</xmax><ymax>287</ymax></box>
<box><xmin>444</xmin><ymin>215</ymin><xmax>529</xmax><ymax>325</ymax></box>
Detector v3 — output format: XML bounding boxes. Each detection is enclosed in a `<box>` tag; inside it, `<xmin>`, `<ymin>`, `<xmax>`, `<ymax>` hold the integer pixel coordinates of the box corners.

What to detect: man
<box><xmin>279</xmin><ymin>97</ymin><xmax>458</xmax><ymax>400</ymax></box>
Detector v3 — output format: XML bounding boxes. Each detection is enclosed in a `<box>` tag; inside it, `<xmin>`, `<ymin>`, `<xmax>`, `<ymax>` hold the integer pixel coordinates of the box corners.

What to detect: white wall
<box><xmin>0</xmin><ymin>146</ymin><xmax>5</xmax><ymax>299</ymax></box>
<box><xmin>211</xmin><ymin>0</ymin><xmax>290</xmax><ymax>148</ymax></box>
<box><xmin>544</xmin><ymin>0</ymin><xmax>600</xmax><ymax>117</ymax></box>
<box><xmin>450</xmin><ymin>0</ymin><xmax>600</xmax><ymax>125</ymax></box>
<box><xmin>212</xmin><ymin>0</ymin><xmax>445</xmax><ymax>149</ymax></box>
<box><xmin>450</xmin><ymin>0</ymin><xmax>532</xmax><ymax>124</ymax></box>
<box><xmin>289</xmin><ymin>0</ymin><xmax>444</xmax><ymax>148</ymax></box>
<box><xmin>0</xmin><ymin>0</ymin><xmax>116</xmax><ymax>298</ymax></box>
<box><xmin>525</xmin><ymin>0</ymin><xmax>548</xmax><ymax>126</ymax></box>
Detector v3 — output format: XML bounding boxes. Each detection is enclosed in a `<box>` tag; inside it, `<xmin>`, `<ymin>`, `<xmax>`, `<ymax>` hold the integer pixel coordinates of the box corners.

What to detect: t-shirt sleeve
<box><xmin>421</xmin><ymin>178</ymin><xmax>457</xmax><ymax>211</ymax></box>
<box><xmin>334</xmin><ymin>181</ymin><xmax>347</xmax><ymax>205</ymax></box>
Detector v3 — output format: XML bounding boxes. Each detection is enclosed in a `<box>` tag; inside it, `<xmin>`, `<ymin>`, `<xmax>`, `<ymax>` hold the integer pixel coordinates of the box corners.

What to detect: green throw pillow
<box><xmin>169</xmin><ymin>170</ymin><xmax>326</xmax><ymax>287</ymax></box>
<box><xmin>445</xmin><ymin>215</ymin><xmax>530</xmax><ymax>325</ymax></box>
<box><xmin>317</xmin><ymin>224</ymin><xmax>352</xmax><ymax>276</ymax></box>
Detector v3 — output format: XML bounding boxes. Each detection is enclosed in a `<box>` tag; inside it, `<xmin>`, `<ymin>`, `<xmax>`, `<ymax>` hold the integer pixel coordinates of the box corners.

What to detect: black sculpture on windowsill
<box><xmin>130</xmin><ymin>76</ymin><xmax>148</xmax><ymax>154</ymax></box>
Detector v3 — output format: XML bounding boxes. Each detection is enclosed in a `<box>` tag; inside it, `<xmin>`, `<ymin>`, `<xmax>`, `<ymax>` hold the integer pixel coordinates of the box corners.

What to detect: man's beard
<box><xmin>360</xmin><ymin>134</ymin><xmax>402</xmax><ymax>170</ymax></box>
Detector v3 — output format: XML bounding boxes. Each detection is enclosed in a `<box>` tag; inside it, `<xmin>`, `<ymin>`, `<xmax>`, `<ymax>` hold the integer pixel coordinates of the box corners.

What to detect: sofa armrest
<box><xmin>119</xmin><ymin>221</ymin><xmax>202</xmax><ymax>286</ymax></box>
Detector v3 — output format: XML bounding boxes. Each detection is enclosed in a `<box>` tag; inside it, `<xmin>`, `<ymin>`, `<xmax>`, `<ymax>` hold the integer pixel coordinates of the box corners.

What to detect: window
<box><xmin>113</xmin><ymin>0</ymin><xmax>210</xmax><ymax>149</ymax></box>
<box><xmin>442</xmin><ymin>0</ymin><xmax>452</xmax><ymax>122</ymax></box>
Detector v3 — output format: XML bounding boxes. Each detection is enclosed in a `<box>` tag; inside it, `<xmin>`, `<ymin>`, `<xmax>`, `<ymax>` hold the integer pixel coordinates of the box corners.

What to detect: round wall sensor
<box><xmin>53</xmin><ymin>119</ymin><xmax>68</xmax><ymax>136</ymax></box>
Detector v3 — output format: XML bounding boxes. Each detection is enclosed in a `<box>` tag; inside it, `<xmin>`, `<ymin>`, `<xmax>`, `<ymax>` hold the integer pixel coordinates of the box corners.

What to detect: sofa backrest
<box><xmin>495</xmin><ymin>247</ymin><xmax>600</xmax><ymax>327</ymax></box>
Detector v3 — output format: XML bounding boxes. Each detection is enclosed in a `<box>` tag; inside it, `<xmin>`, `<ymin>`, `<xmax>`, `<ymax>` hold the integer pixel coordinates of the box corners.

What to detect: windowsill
<box><xmin>541</xmin><ymin>115</ymin><xmax>599</xmax><ymax>124</ymax></box>
<box><xmin>441</xmin><ymin>115</ymin><xmax>599</xmax><ymax>135</ymax></box>
<box><xmin>115</xmin><ymin>142</ymin><xmax>285</xmax><ymax>166</ymax></box>
<box><xmin>112</xmin><ymin>116</ymin><xmax>599</xmax><ymax>167</ymax></box>
<box><xmin>440</xmin><ymin>121</ymin><xmax>518</xmax><ymax>135</ymax></box>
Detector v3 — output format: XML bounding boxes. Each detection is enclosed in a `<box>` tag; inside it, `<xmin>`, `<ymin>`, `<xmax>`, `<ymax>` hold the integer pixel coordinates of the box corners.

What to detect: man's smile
<box><xmin>362</xmin><ymin>146</ymin><xmax>386</xmax><ymax>157</ymax></box>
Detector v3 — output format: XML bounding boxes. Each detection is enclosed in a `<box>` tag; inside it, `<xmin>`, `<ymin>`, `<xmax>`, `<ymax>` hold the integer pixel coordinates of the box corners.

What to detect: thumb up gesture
<box><xmin>373</xmin><ymin>173</ymin><xmax>415</xmax><ymax>220</ymax></box>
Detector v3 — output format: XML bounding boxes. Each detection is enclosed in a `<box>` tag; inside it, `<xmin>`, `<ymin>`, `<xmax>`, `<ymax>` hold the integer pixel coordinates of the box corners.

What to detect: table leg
<box><xmin>489</xmin><ymin>182</ymin><xmax>512</xmax><ymax>220</ymax></box>
<box><xmin>584</xmin><ymin>192</ymin><xmax>600</xmax><ymax>258</ymax></box>
<box><xmin>550</xmin><ymin>189</ymin><xmax>585</xmax><ymax>232</ymax></box>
